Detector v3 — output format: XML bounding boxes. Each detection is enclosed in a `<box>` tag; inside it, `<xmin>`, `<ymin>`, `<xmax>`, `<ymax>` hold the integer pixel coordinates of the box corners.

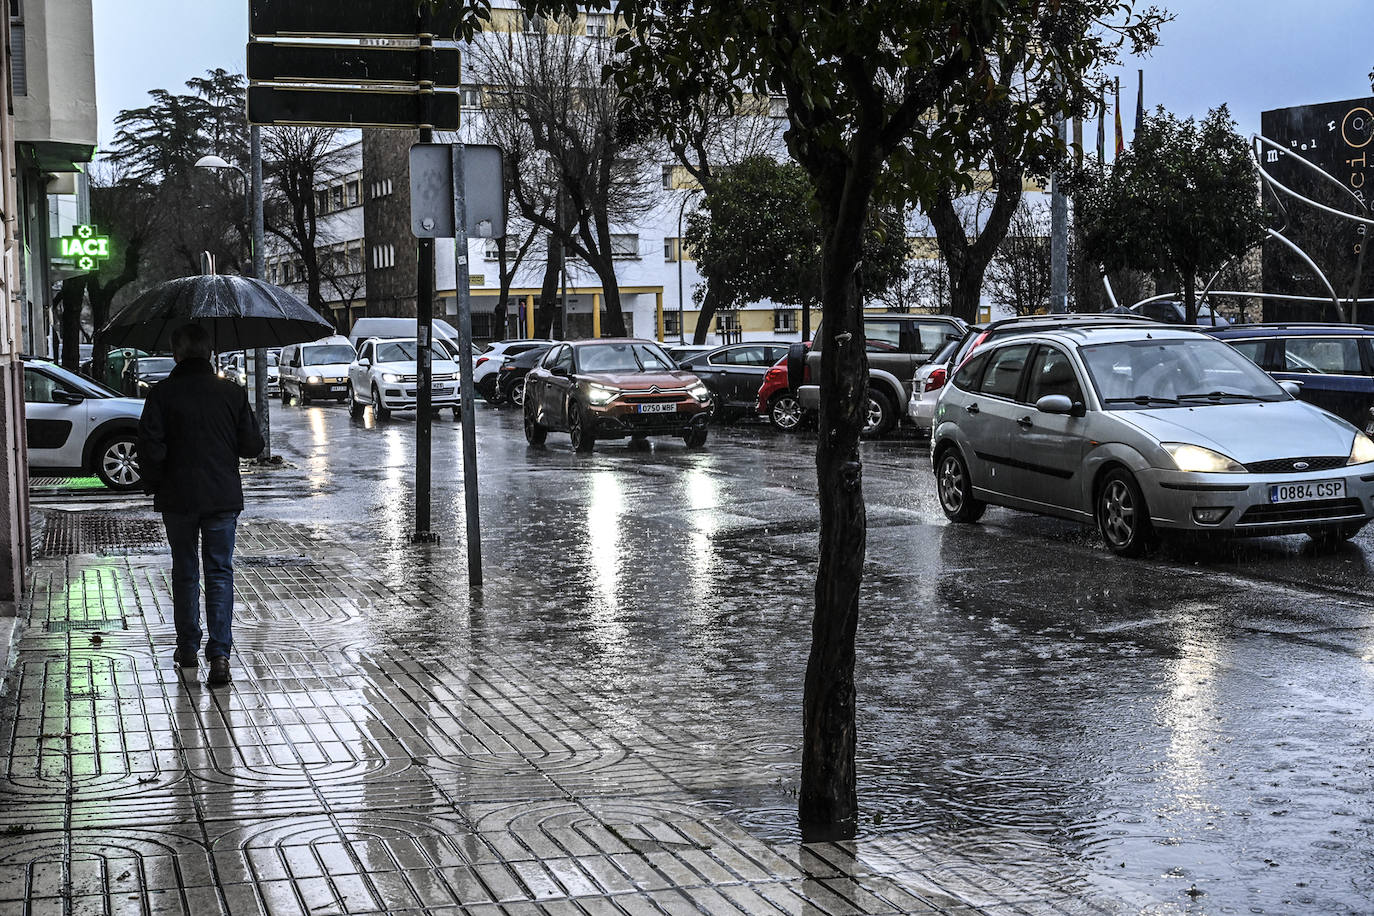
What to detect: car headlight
<box><xmin>587</xmin><ymin>383</ymin><xmax>620</xmax><ymax>405</ymax></box>
<box><xmin>688</xmin><ymin>382</ymin><xmax>711</xmax><ymax>403</ymax></box>
<box><xmin>307</xmin><ymin>375</ymin><xmax>321</xmax><ymax>384</ymax></box>
<box><xmin>1348</xmin><ymin>433</ymin><xmax>1374</xmax><ymax>465</ymax></box>
<box><xmin>382</xmin><ymin>373</ymin><xmax>401</xmax><ymax>383</ymax></box>
<box><xmin>1163</xmin><ymin>442</ymin><xmax>1246</xmax><ymax>473</ymax></box>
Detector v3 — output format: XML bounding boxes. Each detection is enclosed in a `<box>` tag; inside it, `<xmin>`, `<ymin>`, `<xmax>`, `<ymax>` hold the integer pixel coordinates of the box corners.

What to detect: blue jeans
<box><xmin>162</xmin><ymin>511</ymin><xmax>239</xmax><ymax>659</ymax></box>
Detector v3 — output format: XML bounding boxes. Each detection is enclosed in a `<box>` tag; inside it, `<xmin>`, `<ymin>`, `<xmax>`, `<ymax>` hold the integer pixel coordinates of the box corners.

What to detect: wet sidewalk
<box><xmin>0</xmin><ymin>503</ymin><xmax>1147</xmax><ymax>916</ymax></box>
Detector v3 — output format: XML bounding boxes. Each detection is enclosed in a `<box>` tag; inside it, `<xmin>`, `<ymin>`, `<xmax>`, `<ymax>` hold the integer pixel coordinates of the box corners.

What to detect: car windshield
<box><xmin>138</xmin><ymin>358</ymin><xmax>176</xmax><ymax>374</ymax></box>
<box><xmin>577</xmin><ymin>343</ymin><xmax>676</xmax><ymax>373</ymax></box>
<box><xmin>303</xmin><ymin>345</ymin><xmax>355</xmax><ymax>365</ymax></box>
<box><xmin>376</xmin><ymin>342</ymin><xmax>420</xmax><ymax>362</ymax></box>
<box><xmin>1080</xmin><ymin>337</ymin><xmax>1286</xmax><ymax>408</ymax></box>
<box><xmin>38</xmin><ymin>362</ymin><xmax>118</xmax><ymax>398</ymax></box>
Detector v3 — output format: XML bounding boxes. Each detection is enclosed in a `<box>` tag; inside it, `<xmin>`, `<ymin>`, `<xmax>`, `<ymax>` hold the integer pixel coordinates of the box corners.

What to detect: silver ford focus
<box><xmin>931</xmin><ymin>326</ymin><xmax>1374</xmax><ymax>555</ymax></box>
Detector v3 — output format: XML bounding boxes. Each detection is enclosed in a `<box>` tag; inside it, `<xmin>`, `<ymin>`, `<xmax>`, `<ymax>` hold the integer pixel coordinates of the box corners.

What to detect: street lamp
<box><xmin>194</xmin><ymin>155</ymin><xmax>252</xmax><ymax>277</ymax></box>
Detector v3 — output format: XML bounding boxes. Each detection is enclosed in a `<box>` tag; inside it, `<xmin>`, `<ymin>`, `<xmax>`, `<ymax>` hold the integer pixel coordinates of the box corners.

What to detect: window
<box><xmin>769</xmin><ymin>96</ymin><xmax>787</xmax><ymax>119</ymax></box>
<box><xmin>331</xmin><ymin>185</ymin><xmax>344</xmax><ymax>210</ymax></box>
<box><xmin>979</xmin><ymin>344</ymin><xmax>1031</xmax><ymax>399</ymax></box>
<box><xmin>951</xmin><ymin>351</ymin><xmax>990</xmax><ymax>391</ymax></box>
<box><xmin>1225</xmin><ymin>339</ymin><xmax>1275</xmax><ymax>370</ymax></box>
<box><xmin>863</xmin><ymin>320</ymin><xmax>902</xmax><ymax>353</ymax></box>
<box><xmin>370</xmin><ymin>178</ymin><xmax>394</xmax><ymax>200</ymax></box>
<box><xmin>610</xmin><ymin>234</ymin><xmax>639</xmax><ymax>259</ymax></box>
<box><xmin>1282</xmin><ymin>337</ymin><xmax>1365</xmax><ymax>375</ymax></box>
<box><xmin>716</xmin><ymin>312</ymin><xmax>741</xmax><ymax>332</ymax></box>
<box><xmin>346</xmin><ymin>180</ymin><xmax>360</xmax><ymax>207</ymax></box>
<box><xmin>553</xmin><ymin>346</ymin><xmax>573</xmax><ymax>374</ymax></box>
<box><xmin>585</xmin><ymin>13</ymin><xmax>608</xmax><ymax>37</ymax></box>
<box><xmin>664</xmin><ymin>237</ymin><xmax>679</xmax><ymax>261</ymax></box>
<box><xmin>774</xmin><ymin>309</ymin><xmax>797</xmax><ymax>332</ymax></box>
<box><xmin>316</xmin><ymin>190</ymin><xmax>330</xmax><ymax>214</ymax></box>
<box><xmin>524</xmin><ymin>13</ymin><xmax>547</xmax><ymax>33</ymax></box>
<box><xmin>661</xmin><ymin>165</ymin><xmax>675</xmax><ymax>190</ymax></box>
<box><xmin>460</xmin><ymin>87</ymin><xmax>483</xmax><ymax>109</ymax></box>
<box><xmin>663</xmin><ymin>311</ymin><xmax>681</xmax><ymax>336</ymax></box>
<box><xmin>10</xmin><ymin>0</ymin><xmax>24</xmax><ymax>98</ymax></box>
<box><xmin>371</xmin><ymin>244</ymin><xmax>396</xmax><ymax>270</ymax></box>
<box><xmin>911</xmin><ymin>321</ymin><xmax>958</xmax><ymax>355</ymax></box>
<box><xmin>715</xmin><ymin>346</ymin><xmax>768</xmax><ymax>366</ymax></box>
<box><xmin>1025</xmin><ymin>347</ymin><xmax>1084</xmax><ymax>405</ymax></box>
<box><xmin>23</xmin><ymin>368</ymin><xmax>68</xmax><ymax>404</ymax></box>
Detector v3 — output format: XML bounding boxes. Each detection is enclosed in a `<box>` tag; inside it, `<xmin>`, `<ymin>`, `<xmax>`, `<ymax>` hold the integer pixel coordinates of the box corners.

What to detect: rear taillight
<box><xmin>923</xmin><ymin>367</ymin><xmax>947</xmax><ymax>392</ymax></box>
<box><xmin>764</xmin><ymin>366</ymin><xmax>785</xmax><ymax>384</ymax></box>
<box><xmin>475</xmin><ymin>356</ymin><xmax>489</xmax><ymax>367</ymax></box>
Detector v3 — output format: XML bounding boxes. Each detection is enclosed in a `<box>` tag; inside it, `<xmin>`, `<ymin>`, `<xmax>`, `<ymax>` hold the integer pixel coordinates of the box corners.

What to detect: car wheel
<box><xmin>279</xmin><ymin>385</ymin><xmax>289</xmax><ymax>404</ymax></box>
<box><xmin>347</xmin><ymin>383</ymin><xmax>364</xmax><ymax>418</ymax></box>
<box><xmin>524</xmin><ymin>400</ymin><xmax>547</xmax><ymax>445</ymax></box>
<box><xmin>935</xmin><ymin>446</ymin><xmax>984</xmax><ymax>523</ymax></box>
<box><xmin>861</xmin><ymin>389</ymin><xmax>897</xmax><ymax>438</ymax></box>
<box><xmin>94</xmin><ymin>433</ymin><xmax>141</xmax><ymax>491</ymax></box>
<box><xmin>509</xmin><ymin>380</ymin><xmax>526</xmax><ymax>408</ymax></box>
<box><xmin>683</xmin><ymin>426</ymin><xmax>708</xmax><ymax>449</ymax></box>
<box><xmin>372</xmin><ymin>384</ymin><xmax>391</xmax><ymax>420</ymax></box>
<box><xmin>768</xmin><ymin>391</ymin><xmax>804</xmax><ymax>432</ymax></box>
<box><xmin>300</xmin><ymin>391</ymin><xmax>312</xmax><ymax>406</ymax></box>
<box><xmin>568</xmin><ymin>399</ymin><xmax>595</xmax><ymax>453</ymax></box>
<box><xmin>1097</xmin><ymin>468</ymin><xmax>1156</xmax><ymax>557</ymax></box>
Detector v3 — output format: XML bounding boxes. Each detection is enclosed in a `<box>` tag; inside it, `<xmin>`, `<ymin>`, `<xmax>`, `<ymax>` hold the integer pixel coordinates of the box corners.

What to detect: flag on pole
<box><xmin>1114</xmin><ymin>76</ymin><xmax>1124</xmax><ymax>155</ymax></box>
<box><xmin>1135</xmin><ymin>69</ymin><xmax>1145</xmax><ymax>139</ymax></box>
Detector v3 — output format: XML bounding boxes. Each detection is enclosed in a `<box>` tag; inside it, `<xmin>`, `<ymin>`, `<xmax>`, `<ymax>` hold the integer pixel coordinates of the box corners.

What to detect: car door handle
<box><xmin>965</xmin><ymin>403</ymin><xmax>979</xmax><ymax>414</ymax></box>
<box><xmin>1016</xmin><ymin>415</ymin><xmax>1033</xmax><ymax>428</ymax></box>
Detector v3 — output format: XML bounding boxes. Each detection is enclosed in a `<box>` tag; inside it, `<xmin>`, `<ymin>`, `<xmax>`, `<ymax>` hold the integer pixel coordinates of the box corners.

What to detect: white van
<box><xmin>279</xmin><ymin>335</ymin><xmax>356</xmax><ymax>404</ymax></box>
<box><xmin>348</xmin><ymin>317</ymin><xmax>462</xmax><ymax>352</ymax></box>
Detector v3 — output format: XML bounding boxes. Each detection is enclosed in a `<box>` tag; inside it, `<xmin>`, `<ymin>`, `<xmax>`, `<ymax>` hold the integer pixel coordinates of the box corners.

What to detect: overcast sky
<box><xmin>93</xmin><ymin>0</ymin><xmax>1373</xmax><ymax>151</ymax></box>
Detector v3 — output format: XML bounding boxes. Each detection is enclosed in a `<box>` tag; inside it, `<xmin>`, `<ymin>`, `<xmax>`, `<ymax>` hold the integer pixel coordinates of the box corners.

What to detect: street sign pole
<box><xmin>413</xmin><ymin>17</ymin><xmax>437</xmax><ymax>543</ymax></box>
<box><xmin>251</xmin><ymin>124</ymin><xmax>272</xmax><ymax>460</ymax></box>
<box><xmin>452</xmin><ymin>143</ymin><xmax>483</xmax><ymax>586</ymax></box>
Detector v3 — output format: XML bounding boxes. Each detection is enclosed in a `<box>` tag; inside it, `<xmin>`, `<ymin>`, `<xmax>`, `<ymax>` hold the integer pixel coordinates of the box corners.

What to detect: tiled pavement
<box><xmin>0</xmin><ymin>512</ymin><xmax>1155</xmax><ymax>915</ymax></box>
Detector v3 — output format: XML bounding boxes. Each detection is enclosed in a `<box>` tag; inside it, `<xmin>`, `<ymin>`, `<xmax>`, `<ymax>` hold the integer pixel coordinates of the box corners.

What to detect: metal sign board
<box><xmin>247</xmin><ymin>42</ymin><xmax>462</xmax><ymax>87</ymax></box>
<box><xmin>1261</xmin><ymin>97</ymin><xmax>1374</xmax><ymax>208</ymax></box>
<box><xmin>248</xmin><ymin>85</ymin><xmax>460</xmax><ymax>130</ymax></box>
<box><xmin>410</xmin><ymin>144</ymin><xmax>506</xmax><ymax>239</ymax></box>
<box><xmin>250</xmin><ymin>0</ymin><xmax>465</xmax><ymax>38</ymax></box>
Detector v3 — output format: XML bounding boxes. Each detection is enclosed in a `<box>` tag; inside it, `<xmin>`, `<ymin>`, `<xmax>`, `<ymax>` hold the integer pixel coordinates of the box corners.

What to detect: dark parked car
<box><xmin>121</xmin><ymin>355</ymin><xmax>176</xmax><ymax>398</ymax></box>
<box><xmin>523</xmin><ymin>339</ymin><xmax>713</xmax><ymax>452</ymax></box>
<box><xmin>678</xmin><ymin>342</ymin><xmax>793</xmax><ymax>418</ymax></box>
<box><xmin>1130</xmin><ymin>299</ymin><xmax>1231</xmax><ymax>327</ymax></box>
<box><xmin>496</xmin><ymin>343</ymin><xmax>556</xmax><ymax>408</ymax></box>
<box><xmin>1209</xmin><ymin>323</ymin><xmax>1374</xmax><ymax>435</ymax></box>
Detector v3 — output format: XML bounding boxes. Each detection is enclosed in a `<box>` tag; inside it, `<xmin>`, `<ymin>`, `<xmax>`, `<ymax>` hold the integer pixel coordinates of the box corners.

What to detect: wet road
<box><xmin>53</xmin><ymin>398</ymin><xmax>1374</xmax><ymax>912</ymax></box>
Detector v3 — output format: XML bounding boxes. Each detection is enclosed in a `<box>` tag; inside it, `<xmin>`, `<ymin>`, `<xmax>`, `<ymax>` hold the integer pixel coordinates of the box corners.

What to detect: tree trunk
<box><xmin>496</xmin><ymin>236</ymin><xmax>511</xmax><ymax>337</ymax></box>
<box><xmin>691</xmin><ymin>279</ymin><xmax>725</xmax><ymax>344</ymax></box>
<box><xmin>929</xmin><ymin>179</ymin><xmax>1023</xmax><ymax>324</ymax></box>
<box><xmin>801</xmin><ymin>158</ymin><xmax>877</xmax><ymax>843</ymax></box>
<box><xmin>588</xmin><ymin>253</ymin><xmax>628</xmax><ymax>337</ymax></box>
<box><xmin>1182</xmin><ymin>271</ymin><xmax>1197</xmax><ymax>324</ymax></box>
<box><xmin>535</xmin><ymin>233</ymin><xmax>562</xmax><ymax>339</ymax></box>
<box><xmin>59</xmin><ymin>276</ymin><xmax>87</xmax><ymax>371</ymax></box>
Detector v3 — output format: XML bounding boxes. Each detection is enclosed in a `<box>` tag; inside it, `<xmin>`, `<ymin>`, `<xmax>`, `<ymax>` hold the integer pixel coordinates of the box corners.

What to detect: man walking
<box><xmin>138</xmin><ymin>324</ymin><xmax>264</xmax><ymax>686</ymax></box>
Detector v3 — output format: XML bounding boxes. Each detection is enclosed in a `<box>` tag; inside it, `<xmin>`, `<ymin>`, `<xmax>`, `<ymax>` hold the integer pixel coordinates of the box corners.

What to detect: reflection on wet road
<box><xmin>60</xmin><ymin>399</ymin><xmax>1374</xmax><ymax>910</ymax></box>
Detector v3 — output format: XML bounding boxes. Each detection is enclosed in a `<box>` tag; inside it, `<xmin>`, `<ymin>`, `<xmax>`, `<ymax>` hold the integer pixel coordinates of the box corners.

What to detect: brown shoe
<box><xmin>173</xmin><ymin>648</ymin><xmax>198</xmax><ymax>668</ymax></box>
<box><xmin>206</xmin><ymin>656</ymin><xmax>231</xmax><ymax>686</ymax></box>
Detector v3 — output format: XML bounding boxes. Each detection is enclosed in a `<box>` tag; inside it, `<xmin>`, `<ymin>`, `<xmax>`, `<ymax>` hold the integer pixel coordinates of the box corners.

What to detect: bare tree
<box><xmin>987</xmin><ymin>198</ymin><xmax>1052</xmax><ymax>316</ymax></box>
<box><xmin>465</xmin><ymin>18</ymin><xmax>658</xmax><ymax>337</ymax></box>
<box><xmin>262</xmin><ymin>127</ymin><xmax>350</xmax><ymax>315</ymax></box>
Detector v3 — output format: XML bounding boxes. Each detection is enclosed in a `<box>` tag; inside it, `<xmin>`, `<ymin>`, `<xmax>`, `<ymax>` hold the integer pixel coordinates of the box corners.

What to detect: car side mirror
<box><xmin>52</xmin><ymin>389</ymin><xmax>86</xmax><ymax>405</ymax></box>
<box><xmin>1279</xmin><ymin>380</ymin><xmax>1303</xmax><ymax>397</ymax></box>
<box><xmin>678</xmin><ymin>362</ymin><xmax>692</xmax><ymax>371</ymax></box>
<box><xmin>1035</xmin><ymin>394</ymin><xmax>1074</xmax><ymax>415</ymax></box>
<box><xmin>550</xmin><ymin>366</ymin><xmax>569</xmax><ymax>378</ymax></box>
<box><xmin>359</xmin><ymin>357</ymin><xmax>370</xmax><ymax>366</ymax></box>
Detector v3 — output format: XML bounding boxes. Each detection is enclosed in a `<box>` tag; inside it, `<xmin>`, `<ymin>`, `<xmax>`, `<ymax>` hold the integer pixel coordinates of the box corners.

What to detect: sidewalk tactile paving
<box><xmin>0</xmin><ymin>520</ymin><xmax>1148</xmax><ymax>915</ymax></box>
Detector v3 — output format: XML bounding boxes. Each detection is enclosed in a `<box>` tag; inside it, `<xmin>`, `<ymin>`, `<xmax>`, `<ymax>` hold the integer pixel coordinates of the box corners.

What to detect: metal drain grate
<box><xmin>37</xmin><ymin>512</ymin><xmax>166</xmax><ymax>557</ymax></box>
<box><xmin>238</xmin><ymin>555</ymin><xmax>316</xmax><ymax>568</ymax></box>
<box><xmin>45</xmin><ymin>620</ymin><xmax>118</xmax><ymax>632</ymax></box>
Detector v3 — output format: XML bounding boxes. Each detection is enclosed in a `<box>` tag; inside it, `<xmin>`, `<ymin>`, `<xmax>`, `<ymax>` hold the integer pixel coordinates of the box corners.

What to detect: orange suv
<box><xmin>523</xmin><ymin>339</ymin><xmax>713</xmax><ymax>452</ymax></box>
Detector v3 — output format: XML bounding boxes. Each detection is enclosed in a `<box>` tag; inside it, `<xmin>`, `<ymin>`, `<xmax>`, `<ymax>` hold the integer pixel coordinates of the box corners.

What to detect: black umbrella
<box><xmin>101</xmin><ymin>275</ymin><xmax>335</xmax><ymax>352</ymax></box>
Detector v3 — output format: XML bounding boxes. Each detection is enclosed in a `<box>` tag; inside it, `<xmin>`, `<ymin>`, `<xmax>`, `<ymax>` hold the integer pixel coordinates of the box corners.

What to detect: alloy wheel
<box><xmin>100</xmin><ymin>438</ymin><xmax>140</xmax><ymax>488</ymax></box>
<box><xmin>510</xmin><ymin>382</ymin><xmax>526</xmax><ymax>407</ymax></box>
<box><xmin>938</xmin><ymin>453</ymin><xmax>965</xmax><ymax>514</ymax></box>
<box><xmin>864</xmin><ymin>395</ymin><xmax>885</xmax><ymax>434</ymax></box>
<box><xmin>770</xmin><ymin>394</ymin><xmax>803</xmax><ymax>431</ymax></box>
<box><xmin>1101</xmin><ymin>479</ymin><xmax>1136</xmax><ymax>548</ymax></box>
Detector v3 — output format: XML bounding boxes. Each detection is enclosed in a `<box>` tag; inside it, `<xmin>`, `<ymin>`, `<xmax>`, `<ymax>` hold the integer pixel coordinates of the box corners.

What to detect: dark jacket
<box><xmin>137</xmin><ymin>357</ymin><xmax>264</xmax><ymax>515</ymax></box>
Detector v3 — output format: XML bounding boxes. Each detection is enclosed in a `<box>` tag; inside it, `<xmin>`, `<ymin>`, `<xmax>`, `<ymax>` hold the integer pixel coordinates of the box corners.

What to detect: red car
<box><xmin>756</xmin><ymin>346</ymin><xmax>811</xmax><ymax>431</ymax></box>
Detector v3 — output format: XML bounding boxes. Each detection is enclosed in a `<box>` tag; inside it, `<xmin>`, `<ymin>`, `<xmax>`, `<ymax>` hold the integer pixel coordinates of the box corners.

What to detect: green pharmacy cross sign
<box><xmin>55</xmin><ymin>224</ymin><xmax>111</xmax><ymax>271</ymax></box>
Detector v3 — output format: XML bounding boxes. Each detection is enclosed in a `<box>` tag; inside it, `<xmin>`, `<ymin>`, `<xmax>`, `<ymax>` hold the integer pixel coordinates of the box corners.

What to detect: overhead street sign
<box><xmin>248</xmin><ymin>85</ymin><xmax>461</xmax><ymax>130</ymax></box>
<box><xmin>248</xmin><ymin>42</ymin><xmax>462</xmax><ymax>87</ymax></box>
<box><xmin>250</xmin><ymin>0</ymin><xmax>466</xmax><ymax>38</ymax></box>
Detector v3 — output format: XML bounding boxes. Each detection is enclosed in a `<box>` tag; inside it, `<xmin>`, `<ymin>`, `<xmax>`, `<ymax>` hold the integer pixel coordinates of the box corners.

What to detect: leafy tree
<box><xmin>684</xmin><ymin>155</ymin><xmax>906</xmax><ymax>327</ymax></box>
<box><xmin>1076</xmin><ymin>105</ymin><xmax>1266</xmax><ymax>323</ymax></box>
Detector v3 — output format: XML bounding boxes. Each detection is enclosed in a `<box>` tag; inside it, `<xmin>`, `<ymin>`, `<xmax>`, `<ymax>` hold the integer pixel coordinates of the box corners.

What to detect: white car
<box><xmin>279</xmin><ymin>337</ymin><xmax>356</xmax><ymax>405</ymax></box>
<box><xmin>474</xmin><ymin>339</ymin><xmax>557</xmax><ymax>403</ymax></box>
<box><xmin>220</xmin><ymin>350</ymin><xmax>280</xmax><ymax>396</ymax></box>
<box><xmin>347</xmin><ymin>337</ymin><xmax>462</xmax><ymax>419</ymax></box>
<box><xmin>23</xmin><ymin>357</ymin><xmax>144</xmax><ymax>490</ymax></box>
<box><xmin>907</xmin><ymin>338</ymin><xmax>961</xmax><ymax>435</ymax></box>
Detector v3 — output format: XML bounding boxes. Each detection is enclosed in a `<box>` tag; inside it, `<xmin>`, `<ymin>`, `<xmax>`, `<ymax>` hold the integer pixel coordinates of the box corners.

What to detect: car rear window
<box><xmin>1282</xmin><ymin>337</ymin><xmax>1366</xmax><ymax>375</ymax></box>
<box><xmin>979</xmin><ymin>344</ymin><xmax>1031</xmax><ymax>399</ymax></box>
<box><xmin>950</xmin><ymin>351</ymin><xmax>990</xmax><ymax>391</ymax></box>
